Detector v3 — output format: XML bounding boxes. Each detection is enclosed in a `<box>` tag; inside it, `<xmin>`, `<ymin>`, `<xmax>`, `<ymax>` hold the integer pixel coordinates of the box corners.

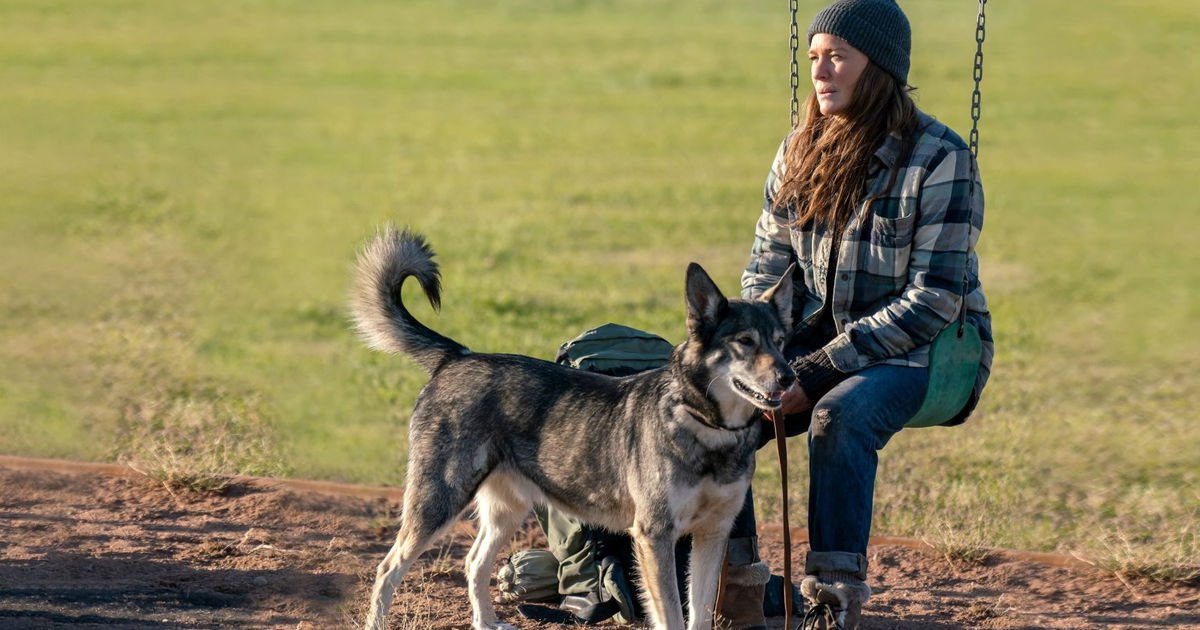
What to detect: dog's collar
<box><xmin>681</xmin><ymin>404</ymin><xmax>754</xmax><ymax>433</ymax></box>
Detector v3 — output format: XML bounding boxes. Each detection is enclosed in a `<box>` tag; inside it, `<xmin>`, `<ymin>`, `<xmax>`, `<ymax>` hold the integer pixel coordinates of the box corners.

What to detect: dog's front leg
<box><xmin>631</xmin><ymin>520</ymin><xmax>685</xmax><ymax>630</ymax></box>
<box><xmin>684</xmin><ymin>527</ymin><xmax>731</xmax><ymax>630</ymax></box>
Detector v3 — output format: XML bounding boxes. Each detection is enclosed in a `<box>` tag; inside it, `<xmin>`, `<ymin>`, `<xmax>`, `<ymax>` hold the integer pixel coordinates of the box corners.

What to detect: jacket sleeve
<box><xmin>825</xmin><ymin>146</ymin><xmax>983</xmax><ymax>371</ymax></box>
<box><xmin>740</xmin><ymin>138</ymin><xmax>795</xmax><ymax>301</ymax></box>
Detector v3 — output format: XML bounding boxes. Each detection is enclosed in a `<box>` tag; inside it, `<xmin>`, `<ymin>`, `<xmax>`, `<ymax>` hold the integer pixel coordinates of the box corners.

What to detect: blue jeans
<box><xmin>729</xmin><ymin>348</ymin><xmax>929</xmax><ymax>580</ymax></box>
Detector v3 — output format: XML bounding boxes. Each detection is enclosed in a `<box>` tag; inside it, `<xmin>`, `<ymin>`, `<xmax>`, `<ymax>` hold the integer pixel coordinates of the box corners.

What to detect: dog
<box><xmin>352</xmin><ymin>227</ymin><xmax>795</xmax><ymax>630</ymax></box>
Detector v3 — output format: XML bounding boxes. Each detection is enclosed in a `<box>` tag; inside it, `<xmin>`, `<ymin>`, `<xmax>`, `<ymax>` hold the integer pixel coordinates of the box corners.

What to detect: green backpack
<box><xmin>554</xmin><ymin>322</ymin><xmax>675</xmax><ymax>375</ymax></box>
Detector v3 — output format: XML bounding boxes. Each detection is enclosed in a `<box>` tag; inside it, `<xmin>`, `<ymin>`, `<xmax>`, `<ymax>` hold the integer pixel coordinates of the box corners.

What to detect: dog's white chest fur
<box><xmin>669</xmin><ymin>476</ymin><xmax>750</xmax><ymax>534</ymax></box>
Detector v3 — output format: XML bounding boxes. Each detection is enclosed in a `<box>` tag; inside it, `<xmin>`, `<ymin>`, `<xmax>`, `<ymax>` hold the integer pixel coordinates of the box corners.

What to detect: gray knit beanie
<box><xmin>808</xmin><ymin>0</ymin><xmax>911</xmax><ymax>84</ymax></box>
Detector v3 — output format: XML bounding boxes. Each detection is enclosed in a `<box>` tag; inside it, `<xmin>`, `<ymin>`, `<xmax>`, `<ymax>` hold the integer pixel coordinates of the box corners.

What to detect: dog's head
<box><xmin>681</xmin><ymin>263</ymin><xmax>796</xmax><ymax>427</ymax></box>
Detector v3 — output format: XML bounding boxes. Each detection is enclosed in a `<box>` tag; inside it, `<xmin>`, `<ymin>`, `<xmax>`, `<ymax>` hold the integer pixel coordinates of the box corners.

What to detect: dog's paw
<box><xmin>473</xmin><ymin>623</ymin><xmax>517</xmax><ymax>630</ymax></box>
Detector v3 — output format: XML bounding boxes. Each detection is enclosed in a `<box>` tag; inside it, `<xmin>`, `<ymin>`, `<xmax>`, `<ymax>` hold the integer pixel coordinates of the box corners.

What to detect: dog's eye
<box><xmin>735</xmin><ymin>335</ymin><xmax>755</xmax><ymax>347</ymax></box>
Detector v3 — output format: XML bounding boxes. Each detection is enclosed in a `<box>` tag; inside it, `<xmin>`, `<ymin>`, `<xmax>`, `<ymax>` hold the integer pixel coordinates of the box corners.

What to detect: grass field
<box><xmin>1</xmin><ymin>0</ymin><xmax>1197</xmax><ymax>580</ymax></box>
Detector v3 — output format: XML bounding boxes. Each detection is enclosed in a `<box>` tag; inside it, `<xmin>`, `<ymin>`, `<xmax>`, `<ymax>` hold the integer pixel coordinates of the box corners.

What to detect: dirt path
<box><xmin>0</xmin><ymin>458</ymin><xmax>1195</xmax><ymax>629</ymax></box>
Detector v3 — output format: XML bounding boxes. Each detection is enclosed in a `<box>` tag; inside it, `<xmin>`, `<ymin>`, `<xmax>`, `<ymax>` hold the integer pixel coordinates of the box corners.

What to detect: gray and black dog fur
<box><xmin>353</xmin><ymin>227</ymin><xmax>796</xmax><ymax>630</ymax></box>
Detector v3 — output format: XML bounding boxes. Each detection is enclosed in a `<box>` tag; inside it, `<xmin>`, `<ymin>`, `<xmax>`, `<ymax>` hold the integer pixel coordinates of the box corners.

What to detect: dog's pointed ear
<box><xmin>685</xmin><ymin>263</ymin><xmax>727</xmax><ymax>337</ymax></box>
<box><xmin>759</xmin><ymin>264</ymin><xmax>796</xmax><ymax>332</ymax></box>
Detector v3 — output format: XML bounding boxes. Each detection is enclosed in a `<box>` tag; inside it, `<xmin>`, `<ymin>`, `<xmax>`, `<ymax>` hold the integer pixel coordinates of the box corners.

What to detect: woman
<box><xmin>721</xmin><ymin>1</ymin><xmax>994</xmax><ymax>628</ymax></box>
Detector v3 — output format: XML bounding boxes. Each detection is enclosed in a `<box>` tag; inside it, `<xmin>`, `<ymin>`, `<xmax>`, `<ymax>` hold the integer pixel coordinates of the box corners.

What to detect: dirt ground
<box><xmin>0</xmin><ymin>459</ymin><xmax>1196</xmax><ymax>630</ymax></box>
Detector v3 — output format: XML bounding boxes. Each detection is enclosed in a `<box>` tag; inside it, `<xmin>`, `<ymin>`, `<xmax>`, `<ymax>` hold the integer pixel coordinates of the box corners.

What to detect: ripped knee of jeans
<box><xmin>809</xmin><ymin>404</ymin><xmax>837</xmax><ymax>438</ymax></box>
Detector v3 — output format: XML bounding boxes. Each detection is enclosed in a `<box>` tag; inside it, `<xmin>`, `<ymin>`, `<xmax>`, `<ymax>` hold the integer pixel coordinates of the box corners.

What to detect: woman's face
<box><xmin>809</xmin><ymin>33</ymin><xmax>870</xmax><ymax>116</ymax></box>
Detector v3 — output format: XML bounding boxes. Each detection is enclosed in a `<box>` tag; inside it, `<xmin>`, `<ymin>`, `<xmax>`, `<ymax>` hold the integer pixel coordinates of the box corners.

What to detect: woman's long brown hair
<box><xmin>775</xmin><ymin>62</ymin><xmax>919</xmax><ymax>232</ymax></box>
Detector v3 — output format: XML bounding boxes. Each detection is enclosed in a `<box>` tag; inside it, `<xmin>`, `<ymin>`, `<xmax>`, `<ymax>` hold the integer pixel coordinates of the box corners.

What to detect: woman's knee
<box><xmin>808</xmin><ymin>395</ymin><xmax>887</xmax><ymax>451</ymax></box>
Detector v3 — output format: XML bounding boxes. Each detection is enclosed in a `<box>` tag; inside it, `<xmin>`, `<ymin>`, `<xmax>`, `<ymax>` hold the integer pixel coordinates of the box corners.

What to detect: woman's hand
<box><xmin>777</xmin><ymin>383</ymin><xmax>813</xmax><ymax>416</ymax></box>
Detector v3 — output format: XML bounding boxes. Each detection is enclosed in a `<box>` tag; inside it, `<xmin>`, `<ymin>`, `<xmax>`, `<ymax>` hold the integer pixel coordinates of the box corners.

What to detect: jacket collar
<box><xmin>872</xmin><ymin>133</ymin><xmax>904</xmax><ymax>172</ymax></box>
<box><xmin>871</xmin><ymin>111</ymin><xmax>935</xmax><ymax>174</ymax></box>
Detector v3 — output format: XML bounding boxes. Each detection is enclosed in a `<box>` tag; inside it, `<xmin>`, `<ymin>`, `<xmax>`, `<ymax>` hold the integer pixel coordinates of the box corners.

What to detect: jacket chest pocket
<box><xmin>864</xmin><ymin>212</ymin><xmax>916</xmax><ymax>289</ymax></box>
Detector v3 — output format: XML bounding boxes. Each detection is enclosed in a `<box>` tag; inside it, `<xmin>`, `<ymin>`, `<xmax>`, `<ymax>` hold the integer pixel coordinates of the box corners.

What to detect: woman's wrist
<box><xmin>789</xmin><ymin>349</ymin><xmax>847</xmax><ymax>402</ymax></box>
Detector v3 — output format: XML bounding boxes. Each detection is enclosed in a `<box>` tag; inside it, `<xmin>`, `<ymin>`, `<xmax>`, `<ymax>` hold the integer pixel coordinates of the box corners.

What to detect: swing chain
<box><xmin>789</xmin><ymin>0</ymin><xmax>800</xmax><ymax>129</ymax></box>
<box><xmin>968</xmin><ymin>0</ymin><xmax>986</xmax><ymax>161</ymax></box>
<box><xmin>961</xmin><ymin>0</ymin><xmax>986</xmax><ymax>332</ymax></box>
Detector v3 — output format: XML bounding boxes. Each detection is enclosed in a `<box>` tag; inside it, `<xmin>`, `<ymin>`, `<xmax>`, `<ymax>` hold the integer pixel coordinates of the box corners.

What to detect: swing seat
<box><xmin>906</xmin><ymin>321</ymin><xmax>981</xmax><ymax>428</ymax></box>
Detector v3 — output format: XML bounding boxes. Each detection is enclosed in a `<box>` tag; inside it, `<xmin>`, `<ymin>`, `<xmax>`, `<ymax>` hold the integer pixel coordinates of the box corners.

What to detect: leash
<box><xmin>769</xmin><ymin>408</ymin><xmax>795</xmax><ymax>628</ymax></box>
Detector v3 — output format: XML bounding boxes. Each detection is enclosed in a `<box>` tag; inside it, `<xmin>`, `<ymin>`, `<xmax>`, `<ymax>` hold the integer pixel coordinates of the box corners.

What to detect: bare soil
<box><xmin>0</xmin><ymin>460</ymin><xmax>1196</xmax><ymax>629</ymax></box>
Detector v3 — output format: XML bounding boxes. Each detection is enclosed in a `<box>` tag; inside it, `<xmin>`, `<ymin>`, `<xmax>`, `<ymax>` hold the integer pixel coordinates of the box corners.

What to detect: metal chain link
<box><xmin>789</xmin><ymin>0</ymin><xmax>800</xmax><ymax>129</ymax></box>
<box><xmin>967</xmin><ymin>0</ymin><xmax>987</xmax><ymax>161</ymax></box>
<box><xmin>961</xmin><ymin>0</ymin><xmax>986</xmax><ymax>331</ymax></box>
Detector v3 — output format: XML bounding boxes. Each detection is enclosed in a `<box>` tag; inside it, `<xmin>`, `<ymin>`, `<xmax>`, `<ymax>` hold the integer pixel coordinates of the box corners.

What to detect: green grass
<box><xmin>1</xmin><ymin>0</ymin><xmax>1197</xmax><ymax>578</ymax></box>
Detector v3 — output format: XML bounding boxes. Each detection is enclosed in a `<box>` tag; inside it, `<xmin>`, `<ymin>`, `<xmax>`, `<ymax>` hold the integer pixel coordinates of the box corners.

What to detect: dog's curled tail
<box><xmin>352</xmin><ymin>226</ymin><xmax>468</xmax><ymax>373</ymax></box>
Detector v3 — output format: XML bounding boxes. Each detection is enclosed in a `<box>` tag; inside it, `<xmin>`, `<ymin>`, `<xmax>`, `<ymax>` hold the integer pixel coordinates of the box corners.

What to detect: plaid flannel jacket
<box><xmin>741</xmin><ymin>111</ymin><xmax>993</xmax><ymax>399</ymax></box>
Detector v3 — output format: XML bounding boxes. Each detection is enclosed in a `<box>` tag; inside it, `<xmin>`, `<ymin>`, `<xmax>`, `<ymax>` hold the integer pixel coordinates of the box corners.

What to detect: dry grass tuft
<box><xmin>116</xmin><ymin>379</ymin><xmax>288</xmax><ymax>494</ymax></box>
<box><xmin>1079</xmin><ymin>518</ymin><xmax>1200</xmax><ymax>587</ymax></box>
<box><xmin>923</xmin><ymin>519</ymin><xmax>993</xmax><ymax>567</ymax></box>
